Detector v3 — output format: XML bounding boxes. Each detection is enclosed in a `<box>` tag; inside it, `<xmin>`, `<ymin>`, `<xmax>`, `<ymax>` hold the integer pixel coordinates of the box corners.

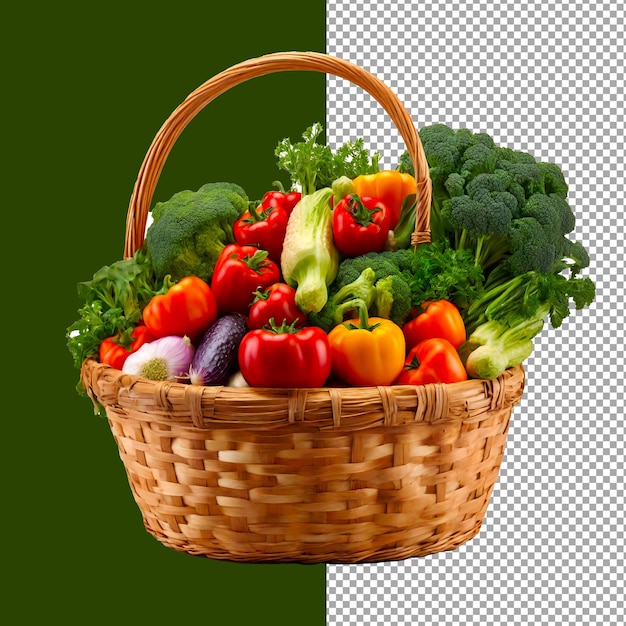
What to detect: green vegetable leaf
<box><xmin>275</xmin><ymin>122</ymin><xmax>380</xmax><ymax>196</ymax></box>
<box><xmin>66</xmin><ymin>247</ymin><xmax>166</xmax><ymax>378</ymax></box>
<box><xmin>408</xmin><ymin>242</ymin><xmax>485</xmax><ymax>311</ymax></box>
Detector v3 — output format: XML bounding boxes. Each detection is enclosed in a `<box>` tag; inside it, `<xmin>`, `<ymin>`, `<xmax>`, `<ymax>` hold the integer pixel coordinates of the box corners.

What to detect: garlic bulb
<box><xmin>122</xmin><ymin>335</ymin><xmax>195</xmax><ymax>381</ymax></box>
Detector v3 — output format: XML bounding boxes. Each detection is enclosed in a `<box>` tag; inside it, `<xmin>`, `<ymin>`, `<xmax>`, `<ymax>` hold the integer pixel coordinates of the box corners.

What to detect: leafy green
<box><xmin>459</xmin><ymin>268</ymin><xmax>596</xmax><ymax>379</ymax></box>
<box><xmin>66</xmin><ymin>248</ymin><xmax>167</xmax><ymax>372</ymax></box>
<box><xmin>406</xmin><ymin>242</ymin><xmax>485</xmax><ymax>313</ymax></box>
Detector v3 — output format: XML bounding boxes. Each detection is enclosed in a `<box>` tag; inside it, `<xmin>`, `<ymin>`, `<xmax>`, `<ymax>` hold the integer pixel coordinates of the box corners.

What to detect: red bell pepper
<box><xmin>402</xmin><ymin>300</ymin><xmax>466</xmax><ymax>351</ymax></box>
<box><xmin>238</xmin><ymin>320</ymin><xmax>332</xmax><ymax>387</ymax></box>
<box><xmin>351</xmin><ymin>170</ymin><xmax>416</xmax><ymax>230</ymax></box>
<box><xmin>233</xmin><ymin>201</ymin><xmax>289</xmax><ymax>263</ymax></box>
<box><xmin>247</xmin><ymin>282</ymin><xmax>307</xmax><ymax>329</ymax></box>
<box><xmin>210</xmin><ymin>244</ymin><xmax>281</xmax><ymax>315</ymax></box>
<box><xmin>99</xmin><ymin>325</ymin><xmax>155</xmax><ymax>370</ymax></box>
<box><xmin>332</xmin><ymin>194</ymin><xmax>391</xmax><ymax>257</ymax></box>
<box><xmin>142</xmin><ymin>275</ymin><xmax>218</xmax><ymax>342</ymax></box>
<box><xmin>394</xmin><ymin>337</ymin><xmax>468</xmax><ymax>386</ymax></box>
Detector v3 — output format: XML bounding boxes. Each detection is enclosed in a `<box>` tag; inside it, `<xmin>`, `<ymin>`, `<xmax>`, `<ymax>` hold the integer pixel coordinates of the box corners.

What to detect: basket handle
<box><xmin>124</xmin><ymin>51</ymin><xmax>432</xmax><ymax>259</ymax></box>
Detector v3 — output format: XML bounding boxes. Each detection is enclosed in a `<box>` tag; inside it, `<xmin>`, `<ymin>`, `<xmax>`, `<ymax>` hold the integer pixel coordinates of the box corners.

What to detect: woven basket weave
<box><xmin>81</xmin><ymin>51</ymin><xmax>526</xmax><ymax>564</ymax></box>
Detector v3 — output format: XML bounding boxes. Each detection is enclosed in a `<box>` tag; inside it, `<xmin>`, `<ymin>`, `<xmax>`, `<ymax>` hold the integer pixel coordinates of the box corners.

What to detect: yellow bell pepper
<box><xmin>351</xmin><ymin>170</ymin><xmax>416</xmax><ymax>229</ymax></box>
<box><xmin>328</xmin><ymin>313</ymin><xmax>406</xmax><ymax>386</ymax></box>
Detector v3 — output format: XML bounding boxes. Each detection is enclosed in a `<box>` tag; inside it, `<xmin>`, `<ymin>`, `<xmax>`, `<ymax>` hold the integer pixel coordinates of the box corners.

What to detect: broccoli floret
<box><xmin>497</xmin><ymin>159</ymin><xmax>545</xmax><ymax>197</ymax></box>
<box><xmin>396</xmin><ymin>151</ymin><xmax>415</xmax><ymax>176</ymax></box>
<box><xmin>460</xmin><ymin>143</ymin><xmax>499</xmax><ymax>179</ymax></box>
<box><xmin>375</xmin><ymin>248</ymin><xmax>417</xmax><ymax>274</ymax></box>
<box><xmin>333</xmin><ymin>251</ymin><xmax>403</xmax><ymax>290</ymax></box>
<box><xmin>495</xmin><ymin>147</ymin><xmax>538</xmax><ymax>166</ymax></box>
<box><xmin>417</xmin><ymin>124</ymin><xmax>460</xmax><ymax>186</ymax></box>
<box><xmin>310</xmin><ymin>250</ymin><xmax>415</xmax><ymax>330</ymax></box>
<box><xmin>507</xmin><ymin>217</ymin><xmax>557</xmax><ymax>275</ymax></box>
<box><xmin>441</xmin><ymin>189</ymin><xmax>513</xmax><ymax>270</ymax></box>
<box><xmin>537</xmin><ymin>161</ymin><xmax>569</xmax><ymax>198</ymax></box>
<box><xmin>547</xmin><ymin>193</ymin><xmax>576</xmax><ymax>235</ymax></box>
<box><xmin>556</xmin><ymin>237</ymin><xmax>591</xmax><ymax>276</ymax></box>
<box><xmin>373</xmin><ymin>275</ymin><xmax>413</xmax><ymax>325</ymax></box>
<box><xmin>307</xmin><ymin>267</ymin><xmax>378</xmax><ymax>332</ymax></box>
<box><xmin>444</xmin><ymin>172</ymin><xmax>466</xmax><ymax>198</ymax></box>
<box><xmin>519</xmin><ymin>193</ymin><xmax>562</xmax><ymax>233</ymax></box>
<box><xmin>146</xmin><ymin>181</ymin><xmax>248</xmax><ymax>282</ymax></box>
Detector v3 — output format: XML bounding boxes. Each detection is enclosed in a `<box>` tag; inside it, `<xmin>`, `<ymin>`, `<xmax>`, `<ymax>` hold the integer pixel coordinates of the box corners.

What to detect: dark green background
<box><xmin>4</xmin><ymin>3</ymin><xmax>327</xmax><ymax>623</ymax></box>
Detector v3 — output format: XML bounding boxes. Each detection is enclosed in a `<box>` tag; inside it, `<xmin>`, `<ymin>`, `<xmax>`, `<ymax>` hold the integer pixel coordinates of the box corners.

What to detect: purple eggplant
<box><xmin>188</xmin><ymin>313</ymin><xmax>248</xmax><ymax>385</ymax></box>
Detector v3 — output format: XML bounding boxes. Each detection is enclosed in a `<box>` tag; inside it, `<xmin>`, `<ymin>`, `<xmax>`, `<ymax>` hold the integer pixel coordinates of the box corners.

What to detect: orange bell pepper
<box><xmin>142</xmin><ymin>275</ymin><xmax>218</xmax><ymax>342</ymax></box>
<box><xmin>394</xmin><ymin>337</ymin><xmax>468</xmax><ymax>386</ymax></box>
<box><xmin>327</xmin><ymin>310</ymin><xmax>406</xmax><ymax>386</ymax></box>
<box><xmin>402</xmin><ymin>300</ymin><xmax>466</xmax><ymax>351</ymax></box>
<box><xmin>351</xmin><ymin>170</ymin><xmax>416</xmax><ymax>229</ymax></box>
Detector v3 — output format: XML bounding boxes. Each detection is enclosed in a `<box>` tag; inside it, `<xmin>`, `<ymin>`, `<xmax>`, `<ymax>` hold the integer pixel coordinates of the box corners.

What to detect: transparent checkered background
<box><xmin>325</xmin><ymin>1</ymin><xmax>624</xmax><ymax>624</ymax></box>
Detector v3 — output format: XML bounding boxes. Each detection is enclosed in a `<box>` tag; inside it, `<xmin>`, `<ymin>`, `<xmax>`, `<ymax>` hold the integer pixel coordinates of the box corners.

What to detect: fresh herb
<box><xmin>407</xmin><ymin>241</ymin><xmax>485</xmax><ymax>312</ymax></box>
<box><xmin>275</xmin><ymin>122</ymin><xmax>380</xmax><ymax>196</ymax></box>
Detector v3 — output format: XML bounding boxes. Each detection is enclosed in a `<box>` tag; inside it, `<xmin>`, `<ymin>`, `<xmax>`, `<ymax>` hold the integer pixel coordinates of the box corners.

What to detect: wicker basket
<box><xmin>81</xmin><ymin>51</ymin><xmax>526</xmax><ymax>564</ymax></box>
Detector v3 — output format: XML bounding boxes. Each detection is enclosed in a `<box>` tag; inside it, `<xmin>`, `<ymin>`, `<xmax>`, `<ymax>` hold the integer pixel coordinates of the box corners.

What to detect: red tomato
<box><xmin>247</xmin><ymin>283</ymin><xmax>307</xmax><ymax>329</ymax></box>
<box><xmin>210</xmin><ymin>244</ymin><xmax>281</xmax><ymax>315</ymax></box>
<box><xmin>99</xmin><ymin>325</ymin><xmax>155</xmax><ymax>370</ymax></box>
<box><xmin>332</xmin><ymin>194</ymin><xmax>391</xmax><ymax>257</ymax></box>
<box><xmin>238</xmin><ymin>323</ymin><xmax>332</xmax><ymax>388</ymax></box>
<box><xmin>394</xmin><ymin>338</ymin><xmax>468</xmax><ymax>386</ymax></box>
<box><xmin>142</xmin><ymin>275</ymin><xmax>218</xmax><ymax>342</ymax></box>
<box><xmin>402</xmin><ymin>300</ymin><xmax>466</xmax><ymax>351</ymax></box>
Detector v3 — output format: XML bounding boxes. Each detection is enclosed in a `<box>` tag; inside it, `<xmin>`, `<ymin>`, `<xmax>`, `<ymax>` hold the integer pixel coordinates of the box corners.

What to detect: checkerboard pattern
<box><xmin>325</xmin><ymin>1</ymin><xmax>625</xmax><ymax>623</ymax></box>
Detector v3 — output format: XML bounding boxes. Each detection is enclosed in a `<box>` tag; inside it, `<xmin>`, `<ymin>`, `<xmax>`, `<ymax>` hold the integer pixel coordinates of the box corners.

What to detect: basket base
<box><xmin>143</xmin><ymin>517</ymin><xmax>485</xmax><ymax>564</ymax></box>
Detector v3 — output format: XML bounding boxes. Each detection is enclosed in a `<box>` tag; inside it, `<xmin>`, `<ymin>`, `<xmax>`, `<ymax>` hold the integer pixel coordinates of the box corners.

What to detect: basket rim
<box><xmin>81</xmin><ymin>358</ymin><xmax>525</xmax><ymax>430</ymax></box>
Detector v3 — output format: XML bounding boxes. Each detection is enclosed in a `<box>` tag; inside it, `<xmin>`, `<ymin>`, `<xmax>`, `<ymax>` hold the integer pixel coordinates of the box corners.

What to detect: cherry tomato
<box><xmin>248</xmin><ymin>283</ymin><xmax>307</xmax><ymax>329</ymax></box>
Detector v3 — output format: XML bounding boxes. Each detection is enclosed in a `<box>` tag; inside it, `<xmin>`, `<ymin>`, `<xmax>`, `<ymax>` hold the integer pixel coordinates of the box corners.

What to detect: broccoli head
<box><xmin>309</xmin><ymin>250</ymin><xmax>415</xmax><ymax>331</ymax></box>
<box><xmin>146</xmin><ymin>181</ymin><xmax>248</xmax><ymax>282</ymax></box>
<box><xmin>417</xmin><ymin>124</ymin><xmax>460</xmax><ymax>185</ymax></box>
<box><xmin>333</xmin><ymin>248</ymin><xmax>414</xmax><ymax>289</ymax></box>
